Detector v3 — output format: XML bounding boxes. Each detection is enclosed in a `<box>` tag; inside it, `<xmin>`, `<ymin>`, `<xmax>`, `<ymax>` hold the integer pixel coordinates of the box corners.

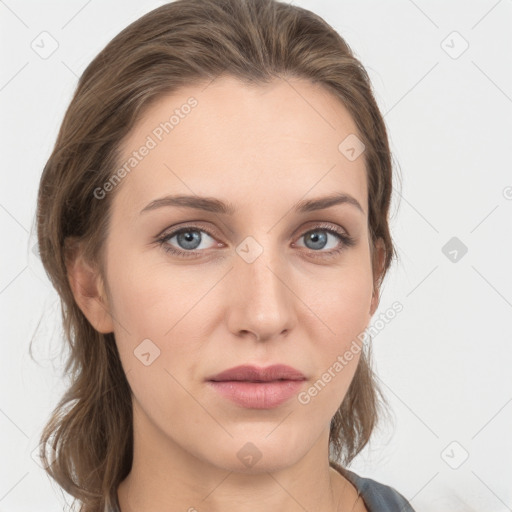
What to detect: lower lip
<box><xmin>208</xmin><ymin>380</ymin><xmax>304</xmax><ymax>409</ymax></box>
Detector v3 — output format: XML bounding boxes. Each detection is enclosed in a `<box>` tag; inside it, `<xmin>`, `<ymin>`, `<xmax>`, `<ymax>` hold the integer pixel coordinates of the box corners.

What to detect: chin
<box><xmin>200</xmin><ymin>429</ymin><xmax>308</xmax><ymax>474</ymax></box>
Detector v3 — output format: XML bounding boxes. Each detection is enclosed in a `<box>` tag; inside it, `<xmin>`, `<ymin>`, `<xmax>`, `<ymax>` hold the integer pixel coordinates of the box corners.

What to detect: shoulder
<box><xmin>332</xmin><ymin>462</ymin><xmax>416</xmax><ymax>512</ymax></box>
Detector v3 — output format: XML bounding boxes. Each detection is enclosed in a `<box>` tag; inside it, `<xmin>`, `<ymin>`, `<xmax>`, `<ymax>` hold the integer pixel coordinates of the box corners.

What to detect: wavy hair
<box><xmin>35</xmin><ymin>0</ymin><xmax>398</xmax><ymax>509</ymax></box>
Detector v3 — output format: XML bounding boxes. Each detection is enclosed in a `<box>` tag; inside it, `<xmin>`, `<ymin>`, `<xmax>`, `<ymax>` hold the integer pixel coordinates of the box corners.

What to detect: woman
<box><xmin>36</xmin><ymin>0</ymin><xmax>413</xmax><ymax>510</ymax></box>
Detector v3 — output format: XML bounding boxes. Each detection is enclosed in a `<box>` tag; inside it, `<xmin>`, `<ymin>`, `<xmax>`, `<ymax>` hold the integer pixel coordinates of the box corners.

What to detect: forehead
<box><xmin>114</xmin><ymin>75</ymin><xmax>368</xmax><ymax>218</ymax></box>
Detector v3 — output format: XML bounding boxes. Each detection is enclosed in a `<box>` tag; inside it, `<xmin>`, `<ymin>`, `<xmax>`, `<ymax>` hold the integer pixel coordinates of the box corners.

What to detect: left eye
<box><xmin>295</xmin><ymin>228</ymin><xmax>344</xmax><ymax>252</ymax></box>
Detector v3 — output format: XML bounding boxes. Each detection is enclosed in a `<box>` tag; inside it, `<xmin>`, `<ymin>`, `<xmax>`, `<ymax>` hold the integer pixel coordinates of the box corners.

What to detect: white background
<box><xmin>1</xmin><ymin>0</ymin><xmax>511</xmax><ymax>510</ymax></box>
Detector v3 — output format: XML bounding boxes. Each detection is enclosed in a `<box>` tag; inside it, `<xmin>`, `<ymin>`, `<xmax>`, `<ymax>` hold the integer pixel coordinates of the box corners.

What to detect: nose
<box><xmin>225</xmin><ymin>238</ymin><xmax>297</xmax><ymax>342</ymax></box>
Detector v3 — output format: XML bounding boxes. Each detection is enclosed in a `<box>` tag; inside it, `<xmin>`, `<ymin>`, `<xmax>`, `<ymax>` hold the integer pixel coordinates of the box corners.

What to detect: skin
<box><xmin>68</xmin><ymin>74</ymin><xmax>385</xmax><ymax>512</ymax></box>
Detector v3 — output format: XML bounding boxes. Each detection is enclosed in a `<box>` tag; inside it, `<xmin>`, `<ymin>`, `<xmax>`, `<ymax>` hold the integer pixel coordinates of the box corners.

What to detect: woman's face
<box><xmin>95</xmin><ymin>75</ymin><xmax>381</xmax><ymax>472</ymax></box>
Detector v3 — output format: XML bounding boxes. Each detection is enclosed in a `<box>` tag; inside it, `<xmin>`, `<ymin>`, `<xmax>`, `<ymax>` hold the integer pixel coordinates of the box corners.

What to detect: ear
<box><xmin>65</xmin><ymin>238</ymin><xmax>114</xmax><ymax>334</ymax></box>
<box><xmin>369</xmin><ymin>238</ymin><xmax>386</xmax><ymax>316</ymax></box>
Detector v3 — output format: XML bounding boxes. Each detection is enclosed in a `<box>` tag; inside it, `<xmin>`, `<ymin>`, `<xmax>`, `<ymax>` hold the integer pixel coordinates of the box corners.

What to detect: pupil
<box><xmin>307</xmin><ymin>231</ymin><xmax>326</xmax><ymax>250</ymax></box>
<box><xmin>178</xmin><ymin>230</ymin><xmax>200</xmax><ymax>249</ymax></box>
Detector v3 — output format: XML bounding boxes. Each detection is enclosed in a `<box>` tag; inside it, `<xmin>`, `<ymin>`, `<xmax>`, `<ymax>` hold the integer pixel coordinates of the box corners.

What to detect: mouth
<box><xmin>206</xmin><ymin>364</ymin><xmax>306</xmax><ymax>409</ymax></box>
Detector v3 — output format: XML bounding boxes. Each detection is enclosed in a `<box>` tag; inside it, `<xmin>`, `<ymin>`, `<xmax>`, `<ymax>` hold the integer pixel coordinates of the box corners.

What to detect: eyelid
<box><xmin>155</xmin><ymin>220</ymin><xmax>355</xmax><ymax>258</ymax></box>
<box><xmin>154</xmin><ymin>220</ymin><xmax>218</xmax><ymax>240</ymax></box>
<box><xmin>293</xmin><ymin>220</ymin><xmax>350</xmax><ymax>238</ymax></box>
<box><xmin>156</xmin><ymin>220</ymin><xmax>350</xmax><ymax>241</ymax></box>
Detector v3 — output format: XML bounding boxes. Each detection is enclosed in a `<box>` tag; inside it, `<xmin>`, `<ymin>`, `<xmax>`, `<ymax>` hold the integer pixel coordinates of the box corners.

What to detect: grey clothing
<box><xmin>342</xmin><ymin>467</ymin><xmax>416</xmax><ymax>511</ymax></box>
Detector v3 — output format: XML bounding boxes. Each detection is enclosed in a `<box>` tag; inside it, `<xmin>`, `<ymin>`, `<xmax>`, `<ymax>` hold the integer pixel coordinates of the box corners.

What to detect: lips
<box><xmin>206</xmin><ymin>364</ymin><xmax>306</xmax><ymax>409</ymax></box>
<box><xmin>207</xmin><ymin>364</ymin><xmax>306</xmax><ymax>383</ymax></box>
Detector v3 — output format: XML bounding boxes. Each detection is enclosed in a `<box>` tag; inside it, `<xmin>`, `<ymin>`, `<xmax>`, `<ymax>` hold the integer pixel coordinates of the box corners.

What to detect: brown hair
<box><xmin>36</xmin><ymin>0</ymin><xmax>397</xmax><ymax>509</ymax></box>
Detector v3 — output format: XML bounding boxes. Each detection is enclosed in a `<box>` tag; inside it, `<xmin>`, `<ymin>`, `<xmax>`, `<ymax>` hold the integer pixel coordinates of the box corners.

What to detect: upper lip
<box><xmin>207</xmin><ymin>364</ymin><xmax>306</xmax><ymax>382</ymax></box>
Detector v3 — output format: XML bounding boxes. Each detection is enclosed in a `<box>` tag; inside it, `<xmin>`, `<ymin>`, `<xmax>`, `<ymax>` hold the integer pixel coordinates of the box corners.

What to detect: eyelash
<box><xmin>155</xmin><ymin>223</ymin><xmax>356</xmax><ymax>260</ymax></box>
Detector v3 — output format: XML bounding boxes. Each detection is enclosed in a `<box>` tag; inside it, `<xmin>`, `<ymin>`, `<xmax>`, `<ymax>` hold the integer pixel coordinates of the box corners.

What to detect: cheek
<box><xmin>304</xmin><ymin>256</ymin><xmax>374</xmax><ymax>343</ymax></box>
<box><xmin>104</xmin><ymin>249</ymin><xmax>206</xmax><ymax>390</ymax></box>
<box><xmin>296</xmin><ymin>276</ymin><xmax>371</xmax><ymax>421</ymax></box>
<box><xmin>105</xmin><ymin>247</ymin><xmax>179</xmax><ymax>336</ymax></box>
<box><xmin>106</xmin><ymin>259</ymin><xmax>199</xmax><ymax>429</ymax></box>
<box><xmin>297</xmin><ymin>350</ymin><xmax>362</xmax><ymax>420</ymax></box>
<box><xmin>300</xmin><ymin>257</ymin><xmax>373</xmax><ymax>398</ymax></box>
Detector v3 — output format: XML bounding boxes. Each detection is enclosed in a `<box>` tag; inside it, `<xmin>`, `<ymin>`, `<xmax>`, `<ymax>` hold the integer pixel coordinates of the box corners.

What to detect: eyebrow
<box><xmin>140</xmin><ymin>192</ymin><xmax>365</xmax><ymax>216</ymax></box>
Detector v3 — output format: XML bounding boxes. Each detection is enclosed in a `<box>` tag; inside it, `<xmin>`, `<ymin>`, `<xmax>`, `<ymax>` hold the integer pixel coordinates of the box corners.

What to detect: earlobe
<box><xmin>65</xmin><ymin>240</ymin><xmax>114</xmax><ymax>334</ymax></box>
